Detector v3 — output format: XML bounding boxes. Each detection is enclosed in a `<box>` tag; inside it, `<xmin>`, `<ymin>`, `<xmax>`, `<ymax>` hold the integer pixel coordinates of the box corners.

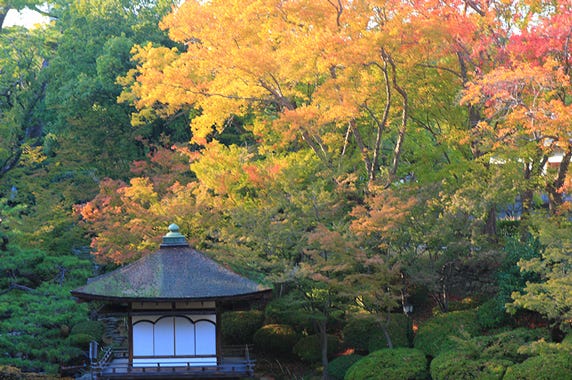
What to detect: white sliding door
<box><xmin>132</xmin><ymin>314</ymin><xmax>216</xmax><ymax>366</ymax></box>
<box><xmin>175</xmin><ymin>316</ymin><xmax>195</xmax><ymax>355</ymax></box>
<box><xmin>195</xmin><ymin>320</ymin><xmax>216</xmax><ymax>355</ymax></box>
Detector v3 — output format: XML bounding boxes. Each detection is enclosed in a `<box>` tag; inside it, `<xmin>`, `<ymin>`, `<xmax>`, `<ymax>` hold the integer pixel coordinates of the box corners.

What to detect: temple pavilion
<box><xmin>71</xmin><ymin>224</ymin><xmax>271</xmax><ymax>379</ymax></box>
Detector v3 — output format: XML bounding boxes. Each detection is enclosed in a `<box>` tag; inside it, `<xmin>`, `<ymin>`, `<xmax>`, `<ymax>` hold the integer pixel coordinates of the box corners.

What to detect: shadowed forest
<box><xmin>0</xmin><ymin>0</ymin><xmax>571</xmax><ymax>379</ymax></box>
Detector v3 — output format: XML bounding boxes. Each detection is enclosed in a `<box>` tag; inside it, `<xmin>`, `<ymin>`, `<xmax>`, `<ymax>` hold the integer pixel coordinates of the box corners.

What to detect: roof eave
<box><xmin>70</xmin><ymin>288</ymin><xmax>273</xmax><ymax>304</ymax></box>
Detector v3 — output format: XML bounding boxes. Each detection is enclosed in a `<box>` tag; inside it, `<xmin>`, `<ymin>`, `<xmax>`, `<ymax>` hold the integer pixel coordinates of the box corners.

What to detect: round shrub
<box><xmin>292</xmin><ymin>334</ymin><xmax>340</xmax><ymax>363</ymax></box>
<box><xmin>344</xmin><ymin>348</ymin><xmax>428</xmax><ymax>380</ymax></box>
<box><xmin>343</xmin><ymin>313</ymin><xmax>410</xmax><ymax>353</ymax></box>
<box><xmin>430</xmin><ymin>350</ymin><xmax>513</xmax><ymax>380</ymax></box>
<box><xmin>413</xmin><ymin>310</ymin><xmax>479</xmax><ymax>357</ymax></box>
<box><xmin>503</xmin><ymin>352</ymin><xmax>572</xmax><ymax>380</ymax></box>
<box><xmin>70</xmin><ymin>320</ymin><xmax>105</xmax><ymax>341</ymax></box>
<box><xmin>221</xmin><ymin>310</ymin><xmax>264</xmax><ymax>344</ymax></box>
<box><xmin>253</xmin><ymin>324</ymin><xmax>299</xmax><ymax>356</ymax></box>
<box><xmin>326</xmin><ymin>354</ymin><xmax>363</xmax><ymax>380</ymax></box>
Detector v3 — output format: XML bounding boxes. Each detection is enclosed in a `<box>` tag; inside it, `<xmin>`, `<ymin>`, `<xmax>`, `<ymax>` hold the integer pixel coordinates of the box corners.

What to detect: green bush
<box><xmin>478</xmin><ymin>327</ymin><xmax>550</xmax><ymax>362</ymax></box>
<box><xmin>344</xmin><ymin>348</ymin><xmax>428</xmax><ymax>380</ymax></box>
<box><xmin>292</xmin><ymin>334</ymin><xmax>340</xmax><ymax>363</ymax></box>
<box><xmin>477</xmin><ymin>298</ymin><xmax>508</xmax><ymax>329</ymax></box>
<box><xmin>253</xmin><ymin>324</ymin><xmax>299</xmax><ymax>356</ymax></box>
<box><xmin>221</xmin><ymin>310</ymin><xmax>264</xmax><ymax>344</ymax></box>
<box><xmin>343</xmin><ymin>313</ymin><xmax>410</xmax><ymax>353</ymax></box>
<box><xmin>561</xmin><ymin>332</ymin><xmax>572</xmax><ymax>346</ymax></box>
<box><xmin>430</xmin><ymin>350</ymin><xmax>513</xmax><ymax>380</ymax></box>
<box><xmin>68</xmin><ymin>333</ymin><xmax>93</xmax><ymax>348</ymax></box>
<box><xmin>264</xmin><ymin>293</ymin><xmax>313</xmax><ymax>331</ymax></box>
<box><xmin>70</xmin><ymin>319</ymin><xmax>105</xmax><ymax>341</ymax></box>
<box><xmin>413</xmin><ymin>310</ymin><xmax>479</xmax><ymax>357</ymax></box>
<box><xmin>503</xmin><ymin>352</ymin><xmax>572</xmax><ymax>380</ymax></box>
<box><xmin>326</xmin><ymin>354</ymin><xmax>363</xmax><ymax>380</ymax></box>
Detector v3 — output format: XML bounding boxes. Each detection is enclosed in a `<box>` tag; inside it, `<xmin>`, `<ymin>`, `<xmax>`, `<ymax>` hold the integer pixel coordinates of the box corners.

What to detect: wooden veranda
<box><xmin>92</xmin><ymin>346</ymin><xmax>254</xmax><ymax>379</ymax></box>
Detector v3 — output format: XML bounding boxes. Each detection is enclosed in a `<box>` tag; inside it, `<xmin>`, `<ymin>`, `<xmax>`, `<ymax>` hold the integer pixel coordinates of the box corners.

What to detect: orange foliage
<box><xmin>350</xmin><ymin>187</ymin><xmax>418</xmax><ymax>243</ymax></box>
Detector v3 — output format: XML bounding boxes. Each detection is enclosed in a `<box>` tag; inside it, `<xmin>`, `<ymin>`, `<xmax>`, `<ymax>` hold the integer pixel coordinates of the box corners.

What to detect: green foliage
<box><xmin>509</xmin><ymin>215</ymin><xmax>572</xmax><ymax>329</ymax></box>
<box><xmin>344</xmin><ymin>348</ymin><xmax>428</xmax><ymax>380</ymax></box>
<box><xmin>253</xmin><ymin>324</ymin><xmax>299</xmax><ymax>356</ymax></box>
<box><xmin>343</xmin><ymin>313</ymin><xmax>410</xmax><ymax>353</ymax></box>
<box><xmin>0</xmin><ymin>284</ymin><xmax>88</xmax><ymax>373</ymax></box>
<box><xmin>477</xmin><ymin>328</ymin><xmax>550</xmax><ymax>362</ymax></box>
<box><xmin>503</xmin><ymin>352</ymin><xmax>572</xmax><ymax>380</ymax></box>
<box><xmin>413</xmin><ymin>310</ymin><xmax>480</xmax><ymax>357</ymax></box>
<box><xmin>430</xmin><ymin>350</ymin><xmax>512</xmax><ymax>380</ymax></box>
<box><xmin>430</xmin><ymin>327</ymin><xmax>550</xmax><ymax>380</ymax></box>
<box><xmin>477</xmin><ymin>298</ymin><xmax>508</xmax><ymax>330</ymax></box>
<box><xmin>0</xmin><ymin>242</ymin><xmax>90</xmax><ymax>373</ymax></box>
<box><xmin>497</xmin><ymin>219</ymin><xmax>520</xmax><ymax>240</ymax></box>
<box><xmin>221</xmin><ymin>310</ymin><xmax>264</xmax><ymax>345</ymax></box>
<box><xmin>326</xmin><ymin>354</ymin><xmax>363</xmax><ymax>380</ymax></box>
<box><xmin>68</xmin><ymin>333</ymin><xmax>93</xmax><ymax>348</ymax></box>
<box><xmin>264</xmin><ymin>292</ymin><xmax>316</xmax><ymax>331</ymax></box>
<box><xmin>70</xmin><ymin>320</ymin><xmax>105</xmax><ymax>341</ymax></box>
<box><xmin>562</xmin><ymin>332</ymin><xmax>572</xmax><ymax>346</ymax></box>
<box><xmin>292</xmin><ymin>334</ymin><xmax>340</xmax><ymax>363</ymax></box>
<box><xmin>489</xmin><ymin>237</ymin><xmax>541</xmax><ymax>321</ymax></box>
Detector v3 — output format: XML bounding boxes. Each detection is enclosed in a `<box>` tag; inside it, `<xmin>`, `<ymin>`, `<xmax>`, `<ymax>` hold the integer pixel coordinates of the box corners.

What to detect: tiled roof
<box><xmin>71</xmin><ymin>225</ymin><xmax>270</xmax><ymax>302</ymax></box>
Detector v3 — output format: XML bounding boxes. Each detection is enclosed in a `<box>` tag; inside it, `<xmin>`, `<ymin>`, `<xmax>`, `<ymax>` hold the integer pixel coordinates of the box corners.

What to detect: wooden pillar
<box><xmin>216</xmin><ymin>302</ymin><xmax>222</xmax><ymax>364</ymax></box>
<box><xmin>128</xmin><ymin>304</ymin><xmax>133</xmax><ymax>364</ymax></box>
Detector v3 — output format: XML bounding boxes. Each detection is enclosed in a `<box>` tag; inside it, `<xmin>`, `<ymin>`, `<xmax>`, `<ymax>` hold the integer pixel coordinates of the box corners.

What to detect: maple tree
<box><xmin>122</xmin><ymin>0</ymin><xmax>491</xmax><ymax>187</ymax></box>
<box><xmin>462</xmin><ymin>1</ymin><xmax>572</xmax><ymax>216</ymax></box>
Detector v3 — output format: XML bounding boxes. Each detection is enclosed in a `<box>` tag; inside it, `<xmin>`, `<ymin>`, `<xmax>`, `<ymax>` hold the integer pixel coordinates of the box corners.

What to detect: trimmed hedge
<box><xmin>413</xmin><ymin>310</ymin><xmax>480</xmax><ymax>357</ymax></box>
<box><xmin>503</xmin><ymin>352</ymin><xmax>572</xmax><ymax>380</ymax></box>
<box><xmin>253</xmin><ymin>324</ymin><xmax>299</xmax><ymax>356</ymax></box>
<box><xmin>343</xmin><ymin>313</ymin><xmax>410</xmax><ymax>353</ymax></box>
<box><xmin>326</xmin><ymin>354</ymin><xmax>363</xmax><ymax>380</ymax></box>
<box><xmin>344</xmin><ymin>348</ymin><xmax>428</xmax><ymax>380</ymax></box>
<box><xmin>477</xmin><ymin>327</ymin><xmax>550</xmax><ymax>362</ymax></box>
<box><xmin>292</xmin><ymin>334</ymin><xmax>340</xmax><ymax>363</ymax></box>
<box><xmin>430</xmin><ymin>350</ymin><xmax>512</xmax><ymax>380</ymax></box>
<box><xmin>221</xmin><ymin>310</ymin><xmax>264</xmax><ymax>344</ymax></box>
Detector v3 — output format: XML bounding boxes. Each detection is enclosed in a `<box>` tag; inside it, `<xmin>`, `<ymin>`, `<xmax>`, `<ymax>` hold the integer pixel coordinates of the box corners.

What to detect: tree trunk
<box><xmin>547</xmin><ymin>146</ymin><xmax>572</xmax><ymax>213</ymax></box>
<box><xmin>378</xmin><ymin>313</ymin><xmax>394</xmax><ymax>349</ymax></box>
<box><xmin>318</xmin><ymin>320</ymin><xmax>329</xmax><ymax>380</ymax></box>
<box><xmin>483</xmin><ymin>205</ymin><xmax>497</xmax><ymax>242</ymax></box>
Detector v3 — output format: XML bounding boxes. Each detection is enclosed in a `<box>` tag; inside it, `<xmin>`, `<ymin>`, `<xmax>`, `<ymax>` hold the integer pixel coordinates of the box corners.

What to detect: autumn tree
<box><xmin>121</xmin><ymin>0</ymin><xmax>487</xmax><ymax>188</ymax></box>
<box><xmin>462</xmin><ymin>1</ymin><xmax>572</xmax><ymax>218</ymax></box>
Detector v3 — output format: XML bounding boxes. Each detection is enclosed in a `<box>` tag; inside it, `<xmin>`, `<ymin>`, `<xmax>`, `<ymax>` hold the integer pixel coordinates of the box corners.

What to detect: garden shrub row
<box><xmin>230</xmin><ymin>305</ymin><xmax>572</xmax><ymax>379</ymax></box>
<box><xmin>224</xmin><ymin>308</ymin><xmax>413</xmax><ymax>364</ymax></box>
